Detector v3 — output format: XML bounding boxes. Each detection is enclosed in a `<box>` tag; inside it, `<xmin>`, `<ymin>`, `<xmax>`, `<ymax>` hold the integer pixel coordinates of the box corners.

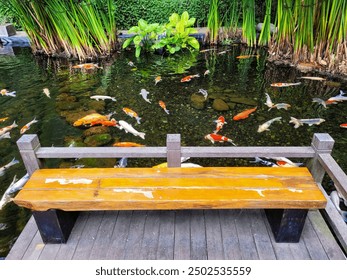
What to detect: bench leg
<box><xmin>265</xmin><ymin>209</ymin><xmax>308</xmax><ymax>243</ymax></box>
<box><xmin>33</xmin><ymin>210</ymin><xmax>79</xmax><ymax>244</ymax></box>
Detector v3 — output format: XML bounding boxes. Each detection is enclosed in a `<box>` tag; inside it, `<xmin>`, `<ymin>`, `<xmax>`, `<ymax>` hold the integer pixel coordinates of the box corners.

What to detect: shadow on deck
<box><xmin>6</xmin><ymin>209</ymin><xmax>346</xmax><ymax>260</ymax></box>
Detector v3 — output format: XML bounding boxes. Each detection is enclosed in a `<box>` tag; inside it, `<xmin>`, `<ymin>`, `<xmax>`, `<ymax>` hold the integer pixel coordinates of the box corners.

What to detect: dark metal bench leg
<box><xmin>265</xmin><ymin>209</ymin><xmax>308</xmax><ymax>243</ymax></box>
<box><xmin>33</xmin><ymin>210</ymin><xmax>79</xmax><ymax>244</ymax></box>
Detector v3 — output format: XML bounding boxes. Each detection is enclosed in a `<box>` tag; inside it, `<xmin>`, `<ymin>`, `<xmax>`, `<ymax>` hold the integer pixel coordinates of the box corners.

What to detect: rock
<box><xmin>212</xmin><ymin>99</ymin><xmax>229</xmax><ymax>111</ymax></box>
<box><xmin>228</xmin><ymin>97</ymin><xmax>257</xmax><ymax>106</ymax></box>
<box><xmin>86</xmin><ymin>100</ymin><xmax>105</xmax><ymax>111</ymax></box>
<box><xmin>226</xmin><ymin>102</ymin><xmax>237</xmax><ymax>109</ymax></box>
<box><xmin>256</xmin><ymin>23</ymin><xmax>276</xmax><ymax>34</ymax></box>
<box><xmin>56</xmin><ymin>93</ymin><xmax>77</xmax><ymax>102</ymax></box>
<box><xmin>83</xmin><ymin>126</ymin><xmax>110</xmax><ymax>137</ymax></box>
<box><xmin>84</xmin><ymin>133</ymin><xmax>112</xmax><ymax>146</ymax></box>
<box><xmin>190</xmin><ymin>93</ymin><xmax>206</xmax><ymax>110</ymax></box>
<box><xmin>56</xmin><ymin>101</ymin><xmax>80</xmax><ymax>111</ymax></box>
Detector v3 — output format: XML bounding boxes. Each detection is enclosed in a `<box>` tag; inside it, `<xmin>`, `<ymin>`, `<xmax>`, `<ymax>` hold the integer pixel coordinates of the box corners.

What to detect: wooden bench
<box><xmin>13</xmin><ymin>166</ymin><xmax>327</xmax><ymax>244</ymax></box>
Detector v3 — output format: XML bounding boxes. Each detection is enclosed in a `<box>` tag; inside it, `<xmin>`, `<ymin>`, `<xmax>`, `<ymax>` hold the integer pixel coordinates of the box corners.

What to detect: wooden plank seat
<box><xmin>13</xmin><ymin>166</ymin><xmax>327</xmax><ymax>244</ymax></box>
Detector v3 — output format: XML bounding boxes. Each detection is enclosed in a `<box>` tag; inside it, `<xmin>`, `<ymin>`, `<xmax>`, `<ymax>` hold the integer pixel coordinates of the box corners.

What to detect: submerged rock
<box><xmin>228</xmin><ymin>97</ymin><xmax>257</xmax><ymax>106</ymax></box>
<box><xmin>212</xmin><ymin>99</ymin><xmax>229</xmax><ymax>111</ymax></box>
<box><xmin>84</xmin><ymin>133</ymin><xmax>112</xmax><ymax>146</ymax></box>
<box><xmin>83</xmin><ymin>126</ymin><xmax>110</xmax><ymax>137</ymax></box>
<box><xmin>190</xmin><ymin>93</ymin><xmax>206</xmax><ymax>110</ymax></box>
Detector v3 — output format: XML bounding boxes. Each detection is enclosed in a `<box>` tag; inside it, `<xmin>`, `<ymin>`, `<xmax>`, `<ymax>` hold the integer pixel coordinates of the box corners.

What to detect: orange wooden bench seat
<box><xmin>13</xmin><ymin>167</ymin><xmax>327</xmax><ymax>244</ymax></box>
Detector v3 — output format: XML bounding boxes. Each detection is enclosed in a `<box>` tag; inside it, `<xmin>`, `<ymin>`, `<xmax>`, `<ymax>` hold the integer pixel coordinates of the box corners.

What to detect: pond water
<box><xmin>0</xmin><ymin>46</ymin><xmax>346</xmax><ymax>257</ymax></box>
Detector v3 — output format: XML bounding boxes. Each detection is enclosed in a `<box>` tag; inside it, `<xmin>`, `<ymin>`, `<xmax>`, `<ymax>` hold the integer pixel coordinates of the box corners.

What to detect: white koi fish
<box><xmin>198</xmin><ymin>89</ymin><xmax>208</xmax><ymax>100</ymax></box>
<box><xmin>0</xmin><ymin>132</ymin><xmax>10</xmax><ymax>140</ymax></box>
<box><xmin>140</xmin><ymin>89</ymin><xmax>151</xmax><ymax>103</ymax></box>
<box><xmin>180</xmin><ymin>163</ymin><xmax>202</xmax><ymax>168</ymax></box>
<box><xmin>312</xmin><ymin>98</ymin><xmax>327</xmax><ymax>108</ymax></box>
<box><xmin>90</xmin><ymin>95</ymin><xmax>117</xmax><ymax>102</ymax></box>
<box><xmin>0</xmin><ymin>158</ymin><xmax>19</xmax><ymax>176</ymax></box>
<box><xmin>289</xmin><ymin>117</ymin><xmax>325</xmax><ymax>128</ymax></box>
<box><xmin>114</xmin><ymin>157</ymin><xmax>128</xmax><ymax>168</ymax></box>
<box><xmin>272</xmin><ymin>103</ymin><xmax>291</xmax><ymax>110</ymax></box>
<box><xmin>43</xmin><ymin>88</ymin><xmax>50</xmax><ymax>98</ymax></box>
<box><xmin>264</xmin><ymin>93</ymin><xmax>274</xmax><ymax>109</ymax></box>
<box><xmin>0</xmin><ymin>173</ymin><xmax>29</xmax><ymax>210</ymax></box>
<box><xmin>0</xmin><ymin>121</ymin><xmax>17</xmax><ymax>136</ymax></box>
<box><xmin>326</xmin><ymin>90</ymin><xmax>347</xmax><ymax>104</ymax></box>
<box><xmin>20</xmin><ymin>118</ymin><xmax>38</xmax><ymax>134</ymax></box>
<box><xmin>330</xmin><ymin>191</ymin><xmax>347</xmax><ymax>223</ymax></box>
<box><xmin>204</xmin><ymin>70</ymin><xmax>210</xmax><ymax>76</ymax></box>
<box><xmin>250</xmin><ymin>157</ymin><xmax>278</xmax><ymax>167</ymax></box>
<box><xmin>299</xmin><ymin>76</ymin><xmax>326</xmax><ymax>81</ymax></box>
<box><xmin>118</xmin><ymin>120</ymin><xmax>145</xmax><ymax>139</ymax></box>
<box><xmin>0</xmin><ymin>89</ymin><xmax>16</xmax><ymax>97</ymax></box>
<box><xmin>257</xmin><ymin>117</ymin><xmax>282</xmax><ymax>133</ymax></box>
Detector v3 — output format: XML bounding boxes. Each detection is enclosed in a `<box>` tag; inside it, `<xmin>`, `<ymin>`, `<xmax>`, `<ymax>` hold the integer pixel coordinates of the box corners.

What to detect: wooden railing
<box><xmin>16</xmin><ymin>133</ymin><xmax>347</xmax><ymax>252</ymax></box>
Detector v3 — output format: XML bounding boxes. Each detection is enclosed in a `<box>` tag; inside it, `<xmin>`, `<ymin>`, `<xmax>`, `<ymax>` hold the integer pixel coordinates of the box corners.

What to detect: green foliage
<box><xmin>154</xmin><ymin>12</ymin><xmax>200</xmax><ymax>54</ymax></box>
<box><xmin>242</xmin><ymin>0</ymin><xmax>256</xmax><ymax>46</ymax></box>
<box><xmin>258</xmin><ymin>0</ymin><xmax>272</xmax><ymax>46</ymax></box>
<box><xmin>207</xmin><ymin>0</ymin><xmax>220</xmax><ymax>44</ymax></box>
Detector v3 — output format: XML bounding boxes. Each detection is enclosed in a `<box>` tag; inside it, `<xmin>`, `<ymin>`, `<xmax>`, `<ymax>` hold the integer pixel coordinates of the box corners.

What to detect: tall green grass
<box><xmin>258</xmin><ymin>0</ymin><xmax>272</xmax><ymax>46</ymax></box>
<box><xmin>242</xmin><ymin>0</ymin><xmax>256</xmax><ymax>46</ymax></box>
<box><xmin>207</xmin><ymin>0</ymin><xmax>220</xmax><ymax>44</ymax></box>
<box><xmin>8</xmin><ymin>0</ymin><xmax>116</xmax><ymax>60</ymax></box>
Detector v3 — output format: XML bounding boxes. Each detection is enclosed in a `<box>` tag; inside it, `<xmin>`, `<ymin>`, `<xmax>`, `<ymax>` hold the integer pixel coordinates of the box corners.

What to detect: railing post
<box><xmin>166</xmin><ymin>134</ymin><xmax>181</xmax><ymax>167</ymax></box>
<box><xmin>16</xmin><ymin>134</ymin><xmax>43</xmax><ymax>175</ymax></box>
<box><xmin>309</xmin><ymin>133</ymin><xmax>334</xmax><ymax>183</ymax></box>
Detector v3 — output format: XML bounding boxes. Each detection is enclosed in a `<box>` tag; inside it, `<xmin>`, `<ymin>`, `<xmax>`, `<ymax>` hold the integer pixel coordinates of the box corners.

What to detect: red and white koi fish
<box><xmin>181</xmin><ymin>74</ymin><xmax>200</xmax><ymax>83</ymax></box>
<box><xmin>0</xmin><ymin>89</ymin><xmax>16</xmax><ymax>97</ymax></box>
<box><xmin>340</xmin><ymin>123</ymin><xmax>347</xmax><ymax>128</ymax></box>
<box><xmin>257</xmin><ymin>117</ymin><xmax>282</xmax><ymax>133</ymax></box>
<box><xmin>204</xmin><ymin>133</ymin><xmax>236</xmax><ymax>146</ymax></box>
<box><xmin>123</xmin><ymin>107</ymin><xmax>141</xmax><ymax>124</ymax></box>
<box><xmin>270</xmin><ymin>82</ymin><xmax>301</xmax><ymax>87</ymax></box>
<box><xmin>154</xmin><ymin>76</ymin><xmax>162</xmax><ymax>85</ymax></box>
<box><xmin>159</xmin><ymin>100</ymin><xmax>170</xmax><ymax>114</ymax></box>
<box><xmin>213</xmin><ymin>116</ymin><xmax>227</xmax><ymax>133</ymax></box>
<box><xmin>269</xmin><ymin>157</ymin><xmax>303</xmax><ymax>167</ymax></box>
<box><xmin>72</xmin><ymin>63</ymin><xmax>102</xmax><ymax>70</ymax></box>
<box><xmin>0</xmin><ymin>121</ymin><xmax>17</xmax><ymax>136</ymax></box>
<box><xmin>20</xmin><ymin>118</ymin><xmax>38</xmax><ymax>134</ymax></box>
<box><xmin>326</xmin><ymin>90</ymin><xmax>347</xmax><ymax>104</ymax></box>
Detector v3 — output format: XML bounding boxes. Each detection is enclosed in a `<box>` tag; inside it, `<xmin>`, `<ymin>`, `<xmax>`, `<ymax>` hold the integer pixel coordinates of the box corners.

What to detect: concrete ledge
<box><xmin>0</xmin><ymin>31</ymin><xmax>30</xmax><ymax>47</ymax></box>
<box><xmin>0</xmin><ymin>24</ymin><xmax>16</xmax><ymax>36</ymax></box>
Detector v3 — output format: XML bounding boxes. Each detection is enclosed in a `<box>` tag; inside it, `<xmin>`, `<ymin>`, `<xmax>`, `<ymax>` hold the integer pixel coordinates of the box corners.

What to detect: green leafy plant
<box><xmin>207</xmin><ymin>0</ymin><xmax>220</xmax><ymax>44</ymax></box>
<box><xmin>154</xmin><ymin>11</ymin><xmax>200</xmax><ymax>54</ymax></box>
<box><xmin>122</xmin><ymin>19</ymin><xmax>164</xmax><ymax>57</ymax></box>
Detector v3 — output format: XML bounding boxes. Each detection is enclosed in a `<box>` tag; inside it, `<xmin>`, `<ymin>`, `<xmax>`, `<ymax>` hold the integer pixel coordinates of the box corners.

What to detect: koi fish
<box><xmin>204</xmin><ymin>70</ymin><xmax>210</xmax><ymax>76</ymax></box>
<box><xmin>73</xmin><ymin>113</ymin><xmax>112</xmax><ymax>126</ymax></box>
<box><xmin>264</xmin><ymin>93</ymin><xmax>274</xmax><ymax>109</ymax></box>
<box><xmin>113</xmin><ymin>142</ymin><xmax>145</xmax><ymax>147</ymax></box>
<box><xmin>200</xmin><ymin>48</ymin><xmax>216</xmax><ymax>53</ymax></box>
<box><xmin>270</xmin><ymin>82</ymin><xmax>301</xmax><ymax>87</ymax></box>
<box><xmin>118</xmin><ymin>120</ymin><xmax>145</xmax><ymax>139</ymax></box>
<box><xmin>326</xmin><ymin>90</ymin><xmax>347</xmax><ymax>104</ymax></box>
<box><xmin>233</xmin><ymin>107</ymin><xmax>257</xmax><ymax>121</ymax></box>
<box><xmin>236</xmin><ymin>55</ymin><xmax>260</xmax><ymax>59</ymax></box>
<box><xmin>72</xmin><ymin>63</ymin><xmax>102</xmax><ymax>70</ymax></box>
<box><xmin>299</xmin><ymin>76</ymin><xmax>326</xmax><ymax>81</ymax></box>
<box><xmin>90</xmin><ymin>95</ymin><xmax>117</xmax><ymax>102</ymax></box>
<box><xmin>257</xmin><ymin>117</ymin><xmax>282</xmax><ymax>133</ymax></box>
<box><xmin>250</xmin><ymin>157</ymin><xmax>278</xmax><ymax>167</ymax></box>
<box><xmin>114</xmin><ymin>157</ymin><xmax>128</xmax><ymax>168</ymax></box>
<box><xmin>153</xmin><ymin>157</ymin><xmax>190</xmax><ymax>168</ymax></box>
<box><xmin>123</xmin><ymin>107</ymin><xmax>141</xmax><ymax>124</ymax></box>
<box><xmin>340</xmin><ymin>123</ymin><xmax>347</xmax><ymax>128</ymax></box>
<box><xmin>0</xmin><ymin>117</ymin><xmax>9</xmax><ymax>122</ymax></box>
<box><xmin>43</xmin><ymin>88</ymin><xmax>50</xmax><ymax>98</ymax></box>
<box><xmin>140</xmin><ymin>89</ymin><xmax>151</xmax><ymax>103</ymax></box>
<box><xmin>198</xmin><ymin>88</ymin><xmax>208</xmax><ymax>100</ymax></box>
<box><xmin>330</xmin><ymin>191</ymin><xmax>347</xmax><ymax>223</ymax></box>
<box><xmin>0</xmin><ymin>121</ymin><xmax>18</xmax><ymax>136</ymax></box>
<box><xmin>181</xmin><ymin>74</ymin><xmax>200</xmax><ymax>82</ymax></box>
<box><xmin>154</xmin><ymin>76</ymin><xmax>162</xmax><ymax>85</ymax></box>
<box><xmin>311</xmin><ymin>98</ymin><xmax>327</xmax><ymax>108</ymax></box>
<box><xmin>180</xmin><ymin>163</ymin><xmax>203</xmax><ymax>168</ymax></box>
<box><xmin>0</xmin><ymin>158</ymin><xmax>19</xmax><ymax>176</ymax></box>
<box><xmin>90</xmin><ymin>118</ymin><xmax>118</xmax><ymax>127</ymax></box>
<box><xmin>0</xmin><ymin>89</ymin><xmax>16</xmax><ymax>97</ymax></box>
<box><xmin>204</xmin><ymin>133</ymin><xmax>236</xmax><ymax>146</ymax></box>
<box><xmin>289</xmin><ymin>117</ymin><xmax>325</xmax><ymax>128</ymax></box>
<box><xmin>213</xmin><ymin>116</ymin><xmax>227</xmax><ymax>133</ymax></box>
<box><xmin>0</xmin><ymin>173</ymin><xmax>29</xmax><ymax>210</ymax></box>
<box><xmin>159</xmin><ymin>100</ymin><xmax>170</xmax><ymax>114</ymax></box>
<box><xmin>0</xmin><ymin>132</ymin><xmax>10</xmax><ymax>140</ymax></box>
<box><xmin>271</xmin><ymin>103</ymin><xmax>291</xmax><ymax>110</ymax></box>
<box><xmin>269</xmin><ymin>157</ymin><xmax>303</xmax><ymax>167</ymax></box>
<box><xmin>20</xmin><ymin>117</ymin><xmax>38</xmax><ymax>134</ymax></box>
<box><xmin>128</xmin><ymin>61</ymin><xmax>136</xmax><ymax>67</ymax></box>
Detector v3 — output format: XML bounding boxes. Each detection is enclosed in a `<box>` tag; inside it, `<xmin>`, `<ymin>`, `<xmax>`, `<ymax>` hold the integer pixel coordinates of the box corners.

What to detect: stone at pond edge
<box><xmin>212</xmin><ymin>99</ymin><xmax>229</xmax><ymax>111</ymax></box>
<box><xmin>190</xmin><ymin>93</ymin><xmax>206</xmax><ymax>109</ymax></box>
<box><xmin>83</xmin><ymin>126</ymin><xmax>110</xmax><ymax>138</ymax></box>
<box><xmin>84</xmin><ymin>133</ymin><xmax>112</xmax><ymax>146</ymax></box>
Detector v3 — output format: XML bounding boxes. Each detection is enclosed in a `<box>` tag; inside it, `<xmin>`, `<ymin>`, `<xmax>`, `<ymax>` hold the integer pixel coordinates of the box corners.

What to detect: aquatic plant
<box><xmin>8</xmin><ymin>0</ymin><xmax>117</xmax><ymax>60</ymax></box>
<box><xmin>207</xmin><ymin>0</ymin><xmax>220</xmax><ymax>44</ymax></box>
<box><xmin>258</xmin><ymin>0</ymin><xmax>272</xmax><ymax>46</ymax></box>
<box><xmin>242</xmin><ymin>0</ymin><xmax>256</xmax><ymax>47</ymax></box>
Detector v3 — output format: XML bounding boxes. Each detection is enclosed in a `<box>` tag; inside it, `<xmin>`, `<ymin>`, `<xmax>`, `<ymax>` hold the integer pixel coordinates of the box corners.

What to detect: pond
<box><xmin>0</xmin><ymin>46</ymin><xmax>346</xmax><ymax>257</ymax></box>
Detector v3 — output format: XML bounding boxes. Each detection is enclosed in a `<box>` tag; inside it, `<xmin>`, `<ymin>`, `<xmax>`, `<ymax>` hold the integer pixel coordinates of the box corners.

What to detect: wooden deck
<box><xmin>6</xmin><ymin>209</ymin><xmax>346</xmax><ymax>260</ymax></box>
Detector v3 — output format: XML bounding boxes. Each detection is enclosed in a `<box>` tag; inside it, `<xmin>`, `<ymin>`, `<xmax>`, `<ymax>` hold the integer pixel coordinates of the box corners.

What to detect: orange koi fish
<box><xmin>233</xmin><ymin>107</ymin><xmax>257</xmax><ymax>121</ymax></box>
<box><xmin>20</xmin><ymin>118</ymin><xmax>38</xmax><ymax>134</ymax></box>
<box><xmin>154</xmin><ymin>76</ymin><xmax>162</xmax><ymax>85</ymax></box>
<box><xmin>340</xmin><ymin>123</ymin><xmax>347</xmax><ymax>128</ymax></box>
<box><xmin>72</xmin><ymin>63</ymin><xmax>102</xmax><ymax>70</ymax></box>
<box><xmin>204</xmin><ymin>133</ymin><xmax>236</xmax><ymax>146</ymax></box>
<box><xmin>270</xmin><ymin>82</ymin><xmax>301</xmax><ymax>87</ymax></box>
<box><xmin>213</xmin><ymin>116</ymin><xmax>227</xmax><ymax>133</ymax></box>
<box><xmin>159</xmin><ymin>101</ymin><xmax>170</xmax><ymax>114</ymax></box>
<box><xmin>122</xmin><ymin>107</ymin><xmax>141</xmax><ymax>124</ymax></box>
<box><xmin>113</xmin><ymin>142</ymin><xmax>145</xmax><ymax>147</ymax></box>
<box><xmin>181</xmin><ymin>74</ymin><xmax>200</xmax><ymax>83</ymax></box>
<box><xmin>90</xmin><ymin>118</ymin><xmax>118</xmax><ymax>127</ymax></box>
<box><xmin>236</xmin><ymin>55</ymin><xmax>260</xmax><ymax>59</ymax></box>
<box><xmin>0</xmin><ymin>117</ymin><xmax>9</xmax><ymax>123</ymax></box>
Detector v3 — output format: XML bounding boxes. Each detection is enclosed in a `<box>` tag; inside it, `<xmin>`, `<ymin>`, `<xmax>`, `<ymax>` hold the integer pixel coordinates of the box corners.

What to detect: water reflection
<box><xmin>0</xmin><ymin>46</ymin><xmax>346</xmax><ymax>257</ymax></box>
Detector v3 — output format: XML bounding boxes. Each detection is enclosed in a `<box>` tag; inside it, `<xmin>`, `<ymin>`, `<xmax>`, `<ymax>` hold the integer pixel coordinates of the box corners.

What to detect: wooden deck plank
<box><xmin>174</xmin><ymin>210</ymin><xmax>191</xmax><ymax>260</ymax></box>
<box><xmin>123</xmin><ymin>211</ymin><xmax>147</xmax><ymax>260</ymax></box>
<box><xmin>22</xmin><ymin>231</ymin><xmax>44</xmax><ymax>260</ymax></box>
<box><xmin>236</xmin><ymin>210</ymin><xmax>259</xmax><ymax>260</ymax></box>
<box><xmin>105</xmin><ymin>211</ymin><xmax>132</xmax><ymax>259</ymax></box>
<box><xmin>156</xmin><ymin>211</ymin><xmax>175</xmax><ymax>260</ymax></box>
<box><xmin>219</xmin><ymin>210</ymin><xmax>242</xmax><ymax>260</ymax></box>
<box><xmin>5</xmin><ymin>216</ymin><xmax>38</xmax><ymax>260</ymax></box>
<box><xmin>89</xmin><ymin>211</ymin><xmax>119</xmax><ymax>260</ymax></box>
<box><xmin>190</xmin><ymin>210</ymin><xmax>207</xmax><ymax>260</ymax></box>
<box><xmin>72</xmin><ymin>211</ymin><xmax>104</xmax><ymax>260</ymax></box>
<box><xmin>139</xmin><ymin>211</ymin><xmax>161</xmax><ymax>260</ymax></box>
<box><xmin>205</xmin><ymin>211</ymin><xmax>224</xmax><ymax>259</ymax></box>
<box><xmin>38</xmin><ymin>243</ymin><xmax>61</xmax><ymax>260</ymax></box>
<box><xmin>250</xmin><ymin>210</ymin><xmax>276</xmax><ymax>260</ymax></box>
<box><xmin>55</xmin><ymin>212</ymin><xmax>89</xmax><ymax>260</ymax></box>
